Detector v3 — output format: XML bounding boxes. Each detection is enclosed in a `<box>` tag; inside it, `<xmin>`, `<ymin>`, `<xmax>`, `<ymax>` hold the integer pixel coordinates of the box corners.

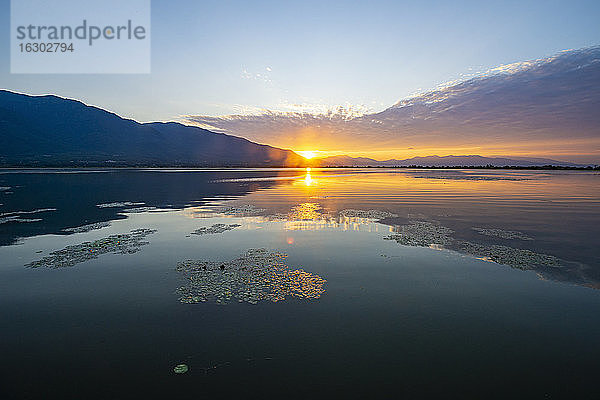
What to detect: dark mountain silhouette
<box><xmin>0</xmin><ymin>90</ymin><xmax>306</xmax><ymax>167</ymax></box>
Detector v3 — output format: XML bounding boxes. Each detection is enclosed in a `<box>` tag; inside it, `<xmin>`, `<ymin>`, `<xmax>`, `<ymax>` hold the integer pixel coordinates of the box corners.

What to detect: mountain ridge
<box><xmin>0</xmin><ymin>89</ymin><xmax>595</xmax><ymax>168</ymax></box>
<box><xmin>314</xmin><ymin>154</ymin><xmax>584</xmax><ymax>167</ymax></box>
<box><xmin>0</xmin><ymin>90</ymin><xmax>307</xmax><ymax>167</ymax></box>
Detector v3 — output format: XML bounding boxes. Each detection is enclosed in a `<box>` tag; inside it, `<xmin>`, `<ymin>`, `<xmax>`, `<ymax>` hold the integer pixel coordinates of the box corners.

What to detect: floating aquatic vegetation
<box><xmin>382</xmin><ymin>219</ymin><xmax>569</xmax><ymax>273</ymax></box>
<box><xmin>339</xmin><ymin>209</ymin><xmax>398</xmax><ymax>219</ymax></box>
<box><xmin>176</xmin><ymin>249</ymin><xmax>326</xmax><ymax>305</ymax></box>
<box><xmin>383</xmin><ymin>221</ymin><xmax>562</xmax><ymax>270</ymax></box>
<box><xmin>120</xmin><ymin>206</ymin><xmax>155</xmax><ymax>214</ymax></box>
<box><xmin>421</xmin><ymin>176</ymin><xmax>531</xmax><ymax>181</ymax></box>
<box><xmin>173</xmin><ymin>364</ymin><xmax>189</xmax><ymax>374</ymax></box>
<box><xmin>0</xmin><ymin>208</ymin><xmax>56</xmax><ymax>217</ymax></box>
<box><xmin>220</xmin><ymin>204</ymin><xmax>266</xmax><ymax>216</ymax></box>
<box><xmin>191</xmin><ymin>223</ymin><xmax>241</xmax><ymax>235</ymax></box>
<box><xmin>267</xmin><ymin>213</ymin><xmax>291</xmax><ymax>221</ymax></box>
<box><xmin>195</xmin><ymin>204</ymin><xmax>399</xmax><ymax>225</ymax></box>
<box><xmin>410</xmin><ymin>172</ymin><xmax>532</xmax><ymax>181</ymax></box>
<box><xmin>189</xmin><ymin>204</ymin><xmax>267</xmax><ymax>218</ymax></box>
<box><xmin>96</xmin><ymin>201</ymin><xmax>145</xmax><ymax>208</ymax></box>
<box><xmin>472</xmin><ymin>227</ymin><xmax>533</xmax><ymax>240</ymax></box>
<box><xmin>25</xmin><ymin>228</ymin><xmax>157</xmax><ymax>269</ymax></box>
<box><xmin>0</xmin><ymin>207</ymin><xmax>53</xmax><ymax>224</ymax></box>
<box><xmin>0</xmin><ymin>216</ymin><xmax>42</xmax><ymax>224</ymax></box>
<box><xmin>456</xmin><ymin>241</ymin><xmax>561</xmax><ymax>270</ymax></box>
<box><xmin>407</xmin><ymin>213</ymin><xmax>429</xmax><ymax>220</ymax></box>
<box><xmin>62</xmin><ymin>221</ymin><xmax>111</xmax><ymax>233</ymax></box>
<box><xmin>384</xmin><ymin>221</ymin><xmax>454</xmax><ymax>247</ymax></box>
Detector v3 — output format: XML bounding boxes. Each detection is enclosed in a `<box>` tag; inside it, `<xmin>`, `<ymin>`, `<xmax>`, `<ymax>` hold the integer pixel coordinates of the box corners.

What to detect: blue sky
<box><xmin>1</xmin><ymin>0</ymin><xmax>599</xmax><ymax>122</ymax></box>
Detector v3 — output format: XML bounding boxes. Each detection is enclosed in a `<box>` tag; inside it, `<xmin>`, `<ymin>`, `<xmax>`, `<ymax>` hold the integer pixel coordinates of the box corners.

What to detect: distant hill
<box><xmin>315</xmin><ymin>154</ymin><xmax>582</xmax><ymax>167</ymax></box>
<box><xmin>0</xmin><ymin>90</ymin><xmax>306</xmax><ymax>167</ymax></box>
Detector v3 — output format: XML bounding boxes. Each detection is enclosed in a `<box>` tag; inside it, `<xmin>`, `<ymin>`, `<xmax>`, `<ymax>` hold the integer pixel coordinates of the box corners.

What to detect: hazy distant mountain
<box><xmin>316</xmin><ymin>155</ymin><xmax>581</xmax><ymax>167</ymax></box>
<box><xmin>0</xmin><ymin>90</ymin><xmax>306</xmax><ymax>167</ymax></box>
<box><xmin>188</xmin><ymin>46</ymin><xmax>600</xmax><ymax>164</ymax></box>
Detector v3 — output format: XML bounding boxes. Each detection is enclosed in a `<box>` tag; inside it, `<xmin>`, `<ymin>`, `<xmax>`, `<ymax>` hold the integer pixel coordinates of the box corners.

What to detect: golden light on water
<box><xmin>304</xmin><ymin>170</ymin><xmax>313</xmax><ymax>186</ymax></box>
<box><xmin>288</xmin><ymin>202</ymin><xmax>323</xmax><ymax>220</ymax></box>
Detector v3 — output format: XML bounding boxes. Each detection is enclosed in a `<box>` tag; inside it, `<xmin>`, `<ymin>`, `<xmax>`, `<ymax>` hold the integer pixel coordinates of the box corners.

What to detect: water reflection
<box><xmin>287</xmin><ymin>202</ymin><xmax>323</xmax><ymax>220</ymax></box>
<box><xmin>0</xmin><ymin>169</ymin><xmax>289</xmax><ymax>246</ymax></box>
<box><xmin>304</xmin><ymin>168</ymin><xmax>313</xmax><ymax>186</ymax></box>
<box><xmin>2</xmin><ymin>168</ymin><xmax>599</xmax><ymax>288</ymax></box>
<box><xmin>219</xmin><ymin>169</ymin><xmax>599</xmax><ymax>270</ymax></box>
<box><xmin>2</xmin><ymin>168</ymin><xmax>600</xmax><ymax>399</ymax></box>
<box><xmin>181</xmin><ymin>191</ymin><xmax>600</xmax><ymax>289</ymax></box>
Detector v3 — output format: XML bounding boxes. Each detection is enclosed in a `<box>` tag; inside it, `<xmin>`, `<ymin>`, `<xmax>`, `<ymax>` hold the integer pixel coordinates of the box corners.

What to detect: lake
<box><xmin>1</xmin><ymin>168</ymin><xmax>599</xmax><ymax>398</ymax></box>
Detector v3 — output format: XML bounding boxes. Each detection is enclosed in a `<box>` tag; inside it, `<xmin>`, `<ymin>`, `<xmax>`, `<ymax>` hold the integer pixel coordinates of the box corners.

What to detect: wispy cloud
<box><xmin>241</xmin><ymin>67</ymin><xmax>274</xmax><ymax>84</ymax></box>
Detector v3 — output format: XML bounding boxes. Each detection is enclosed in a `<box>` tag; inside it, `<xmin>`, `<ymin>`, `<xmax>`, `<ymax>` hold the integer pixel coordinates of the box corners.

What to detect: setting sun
<box><xmin>298</xmin><ymin>150</ymin><xmax>318</xmax><ymax>159</ymax></box>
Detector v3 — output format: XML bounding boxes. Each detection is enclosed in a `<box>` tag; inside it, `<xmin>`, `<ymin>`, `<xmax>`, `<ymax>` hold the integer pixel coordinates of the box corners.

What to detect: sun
<box><xmin>298</xmin><ymin>150</ymin><xmax>317</xmax><ymax>159</ymax></box>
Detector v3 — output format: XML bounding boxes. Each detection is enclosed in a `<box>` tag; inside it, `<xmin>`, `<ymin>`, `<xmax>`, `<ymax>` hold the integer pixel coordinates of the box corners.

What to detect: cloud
<box><xmin>186</xmin><ymin>47</ymin><xmax>600</xmax><ymax>163</ymax></box>
<box><xmin>241</xmin><ymin>67</ymin><xmax>273</xmax><ymax>84</ymax></box>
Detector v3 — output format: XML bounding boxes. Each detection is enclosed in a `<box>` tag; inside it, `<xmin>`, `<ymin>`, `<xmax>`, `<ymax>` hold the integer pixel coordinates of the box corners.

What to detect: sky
<box><xmin>2</xmin><ymin>0</ymin><xmax>599</xmax><ymax>119</ymax></box>
<box><xmin>1</xmin><ymin>0</ymin><xmax>599</xmax><ymax>161</ymax></box>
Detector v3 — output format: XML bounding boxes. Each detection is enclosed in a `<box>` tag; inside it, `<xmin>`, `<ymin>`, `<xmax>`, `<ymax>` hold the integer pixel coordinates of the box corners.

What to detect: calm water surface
<box><xmin>1</xmin><ymin>168</ymin><xmax>599</xmax><ymax>398</ymax></box>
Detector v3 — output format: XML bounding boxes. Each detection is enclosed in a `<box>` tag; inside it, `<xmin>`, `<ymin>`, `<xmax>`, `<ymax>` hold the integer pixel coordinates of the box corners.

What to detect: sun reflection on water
<box><xmin>288</xmin><ymin>202</ymin><xmax>324</xmax><ymax>220</ymax></box>
<box><xmin>304</xmin><ymin>168</ymin><xmax>313</xmax><ymax>186</ymax></box>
